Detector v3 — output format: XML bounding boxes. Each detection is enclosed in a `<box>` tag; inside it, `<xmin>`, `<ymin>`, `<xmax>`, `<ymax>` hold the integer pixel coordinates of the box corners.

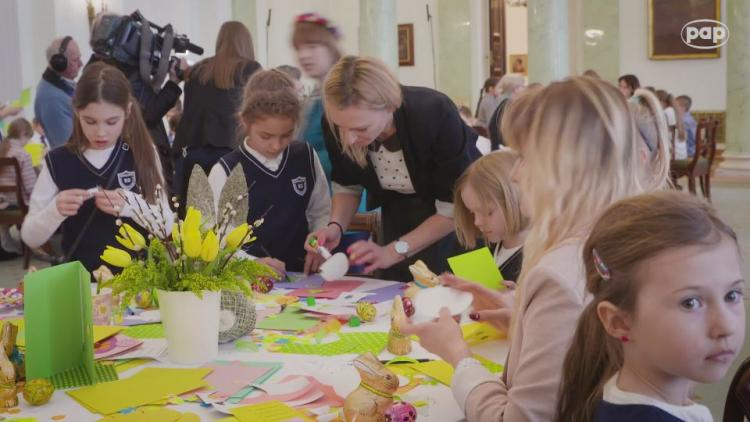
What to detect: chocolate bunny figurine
<box><xmin>344</xmin><ymin>352</ymin><xmax>400</xmax><ymax>422</ymax></box>
<box><xmin>387</xmin><ymin>295</ymin><xmax>411</xmax><ymax>355</ymax></box>
<box><xmin>0</xmin><ymin>323</ymin><xmax>18</xmax><ymax>408</ymax></box>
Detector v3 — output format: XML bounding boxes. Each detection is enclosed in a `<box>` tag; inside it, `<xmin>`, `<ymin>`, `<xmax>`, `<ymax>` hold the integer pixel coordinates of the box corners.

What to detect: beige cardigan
<box><xmin>452</xmin><ymin>238</ymin><xmax>589</xmax><ymax>422</ymax></box>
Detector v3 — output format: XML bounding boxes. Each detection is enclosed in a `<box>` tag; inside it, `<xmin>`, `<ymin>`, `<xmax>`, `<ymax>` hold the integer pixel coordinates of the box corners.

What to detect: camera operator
<box><xmin>88</xmin><ymin>12</ymin><xmax>191</xmax><ymax>195</ymax></box>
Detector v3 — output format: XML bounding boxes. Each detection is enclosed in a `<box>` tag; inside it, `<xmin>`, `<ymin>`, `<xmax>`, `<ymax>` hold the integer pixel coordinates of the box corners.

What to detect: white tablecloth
<box><xmin>13</xmin><ymin>277</ymin><xmax>509</xmax><ymax>421</ymax></box>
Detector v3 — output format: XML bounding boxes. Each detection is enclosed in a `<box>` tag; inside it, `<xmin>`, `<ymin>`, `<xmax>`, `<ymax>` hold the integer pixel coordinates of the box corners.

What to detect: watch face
<box><xmin>395</xmin><ymin>241</ymin><xmax>409</xmax><ymax>254</ymax></box>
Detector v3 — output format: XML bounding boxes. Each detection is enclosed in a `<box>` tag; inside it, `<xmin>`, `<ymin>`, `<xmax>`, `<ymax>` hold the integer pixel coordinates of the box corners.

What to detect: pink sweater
<box><xmin>452</xmin><ymin>238</ymin><xmax>589</xmax><ymax>421</ymax></box>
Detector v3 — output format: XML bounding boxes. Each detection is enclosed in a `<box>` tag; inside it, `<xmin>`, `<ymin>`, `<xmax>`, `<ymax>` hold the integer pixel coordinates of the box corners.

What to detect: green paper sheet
<box><xmin>67</xmin><ymin>367</ymin><xmax>212</xmax><ymax>415</ymax></box>
<box><xmin>50</xmin><ymin>362</ymin><xmax>118</xmax><ymax>389</ymax></box>
<box><xmin>255</xmin><ymin>310</ymin><xmax>319</xmax><ymax>331</ymax></box>
<box><xmin>448</xmin><ymin>247</ymin><xmax>504</xmax><ymax>289</ymax></box>
<box><xmin>19</xmin><ymin>87</ymin><xmax>32</xmax><ymax>107</ymax></box>
<box><xmin>122</xmin><ymin>323</ymin><xmax>164</xmax><ymax>339</ymax></box>
<box><xmin>278</xmin><ymin>332</ymin><xmax>387</xmax><ymax>356</ymax></box>
<box><xmin>24</xmin><ymin>262</ymin><xmax>96</xmax><ymax>383</ymax></box>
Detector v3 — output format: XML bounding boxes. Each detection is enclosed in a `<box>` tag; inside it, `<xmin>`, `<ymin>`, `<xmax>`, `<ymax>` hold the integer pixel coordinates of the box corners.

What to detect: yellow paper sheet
<box><xmin>68</xmin><ymin>367</ymin><xmax>212</xmax><ymax>415</ymax></box>
<box><xmin>24</xmin><ymin>143</ymin><xmax>45</xmax><ymax>167</ymax></box>
<box><xmin>231</xmin><ymin>401</ymin><xmax>313</xmax><ymax>422</ymax></box>
<box><xmin>1</xmin><ymin>318</ymin><xmax>25</xmax><ymax>347</ymax></box>
<box><xmin>97</xmin><ymin>407</ymin><xmax>199</xmax><ymax>421</ymax></box>
<box><xmin>461</xmin><ymin>322</ymin><xmax>505</xmax><ymax>345</ymax></box>
<box><xmin>93</xmin><ymin>325</ymin><xmax>123</xmax><ymax>343</ymax></box>
<box><xmin>409</xmin><ymin>360</ymin><xmax>454</xmax><ymax>386</ymax></box>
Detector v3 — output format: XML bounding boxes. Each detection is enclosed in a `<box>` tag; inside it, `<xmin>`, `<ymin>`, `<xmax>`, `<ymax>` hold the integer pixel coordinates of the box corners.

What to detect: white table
<box><xmin>13</xmin><ymin>278</ymin><xmax>509</xmax><ymax>421</ymax></box>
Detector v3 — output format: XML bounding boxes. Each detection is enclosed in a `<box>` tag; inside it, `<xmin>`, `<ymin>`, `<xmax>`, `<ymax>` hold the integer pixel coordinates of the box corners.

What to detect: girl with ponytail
<box><xmin>557</xmin><ymin>191</ymin><xmax>744</xmax><ymax>421</ymax></box>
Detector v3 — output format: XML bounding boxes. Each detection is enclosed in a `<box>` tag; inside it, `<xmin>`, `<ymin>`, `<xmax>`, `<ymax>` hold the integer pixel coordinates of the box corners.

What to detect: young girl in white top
<box><xmin>558</xmin><ymin>191</ymin><xmax>744</xmax><ymax>422</ymax></box>
<box><xmin>208</xmin><ymin>69</ymin><xmax>330</xmax><ymax>275</ymax></box>
<box><xmin>21</xmin><ymin>62</ymin><xmax>171</xmax><ymax>272</ymax></box>
<box><xmin>401</xmin><ymin>77</ymin><xmax>645</xmax><ymax>421</ymax></box>
<box><xmin>453</xmin><ymin>150</ymin><xmax>527</xmax><ymax>282</ymax></box>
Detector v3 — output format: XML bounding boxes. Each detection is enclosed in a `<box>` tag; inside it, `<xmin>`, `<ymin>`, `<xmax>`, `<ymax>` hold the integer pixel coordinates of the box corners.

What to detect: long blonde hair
<box><xmin>503</xmin><ymin>76</ymin><xmax>643</xmax><ymax>289</ymax></box>
<box><xmin>557</xmin><ymin>191</ymin><xmax>738</xmax><ymax>421</ymax></box>
<box><xmin>191</xmin><ymin>21</ymin><xmax>255</xmax><ymax>90</ymax></box>
<box><xmin>322</xmin><ymin>56</ymin><xmax>403</xmax><ymax>167</ymax></box>
<box><xmin>454</xmin><ymin>150</ymin><xmax>525</xmax><ymax>248</ymax></box>
<box><xmin>629</xmin><ymin>88</ymin><xmax>670</xmax><ymax>190</ymax></box>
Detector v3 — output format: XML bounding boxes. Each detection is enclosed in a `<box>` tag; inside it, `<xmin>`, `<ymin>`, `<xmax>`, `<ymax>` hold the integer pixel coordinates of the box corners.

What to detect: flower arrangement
<box><xmin>99</xmin><ymin>183</ymin><xmax>276</xmax><ymax>310</ymax></box>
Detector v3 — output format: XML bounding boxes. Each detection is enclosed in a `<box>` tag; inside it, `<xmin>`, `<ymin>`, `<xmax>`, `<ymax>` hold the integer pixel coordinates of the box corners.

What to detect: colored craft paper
<box><xmin>23</xmin><ymin>143</ymin><xmax>45</xmax><ymax>167</ymax></box>
<box><xmin>281</xmin><ymin>273</ymin><xmax>325</xmax><ymax>289</ymax></box>
<box><xmin>107</xmin><ymin>358</ymin><xmax>150</xmax><ymax>374</ymax></box>
<box><xmin>67</xmin><ymin>367</ymin><xmax>212</xmax><ymax>415</ymax></box>
<box><xmin>360</xmin><ymin>283</ymin><xmax>407</xmax><ymax>304</ymax></box>
<box><xmin>94</xmin><ymin>334</ymin><xmax>143</xmax><ymax>360</ymax></box>
<box><xmin>50</xmin><ymin>362</ymin><xmax>118</xmax><ymax>389</ymax></box>
<box><xmin>122</xmin><ymin>323</ymin><xmax>164</xmax><ymax>339</ymax></box>
<box><xmin>403</xmin><ymin>355</ymin><xmax>504</xmax><ymax>387</ymax></box>
<box><xmin>448</xmin><ymin>247</ymin><xmax>503</xmax><ymax>289</ymax></box>
<box><xmin>278</xmin><ymin>332</ymin><xmax>387</xmax><ymax>356</ymax></box>
<box><xmin>461</xmin><ymin>322</ymin><xmax>504</xmax><ymax>345</ymax></box>
<box><xmin>19</xmin><ymin>87</ymin><xmax>32</xmax><ymax>107</ymax></box>
<box><xmin>97</xmin><ymin>407</ymin><xmax>201</xmax><ymax>421</ymax></box>
<box><xmin>202</xmin><ymin>361</ymin><xmax>280</xmax><ymax>398</ymax></box>
<box><xmin>230</xmin><ymin>401</ymin><xmax>312</xmax><ymax>422</ymax></box>
<box><xmin>289</xmin><ymin>280</ymin><xmax>365</xmax><ymax>299</ymax></box>
<box><xmin>24</xmin><ymin>262</ymin><xmax>96</xmax><ymax>384</ymax></box>
<box><xmin>93</xmin><ymin>326</ymin><xmax>123</xmax><ymax>343</ymax></box>
<box><xmin>105</xmin><ymin>338</ymin><xmax>167</xmax><ymax>360</ymax></box>
<box><xmin>255</xmin><ymin>310</ymin><xmax>319</xmax><ymax>331</ymax></box>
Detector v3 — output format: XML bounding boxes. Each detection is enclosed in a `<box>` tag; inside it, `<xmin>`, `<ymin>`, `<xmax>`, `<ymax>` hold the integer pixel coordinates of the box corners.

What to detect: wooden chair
<box><xmin>0</xmin><ymin>157</ymin><xmax>31</xmax><ymax>268</ymax></box>
<box><xmin>349</xmin><ymin>211</ymin><xmax>381</xmax><ymax>244</ymax></box>
<box><xmin>699</xmin><ymin>119</ymin><xmax>719</xmax><ymax>202</ymax></box>
<box><xmin>723</xmin><ymin>356</ymin><xmax>750</xmax><ymax>421</ymax></box>
<box><xmin>670</xmin><ymin>119</ymin><xmax>714</xmax><ymax>201</ymax></box>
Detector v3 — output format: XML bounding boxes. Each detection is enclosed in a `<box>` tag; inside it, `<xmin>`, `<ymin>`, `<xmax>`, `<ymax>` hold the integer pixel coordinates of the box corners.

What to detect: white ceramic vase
<box><xmin>156</xmin><ymin>289</ymin><xmax>220</xmax><ymax>364</ymax></box>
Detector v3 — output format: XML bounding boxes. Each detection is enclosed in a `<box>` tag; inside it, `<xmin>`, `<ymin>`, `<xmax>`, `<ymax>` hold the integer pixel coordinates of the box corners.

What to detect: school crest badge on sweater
<box><xmin>117</xmin><ymin>171</ymin><xmax>136</xmax><ymax>191</ymax></box>
<box><xmin>291</xmin><ymin>176</ymin><xmax>307</xmax><ymax>196</ymax></box>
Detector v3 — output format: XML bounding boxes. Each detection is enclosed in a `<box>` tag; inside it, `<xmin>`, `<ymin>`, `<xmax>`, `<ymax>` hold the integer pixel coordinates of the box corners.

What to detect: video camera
<box><xmin>91</xmin><ymin>10</ymin><xmax>204</xmax><ymax>88</ymax></box>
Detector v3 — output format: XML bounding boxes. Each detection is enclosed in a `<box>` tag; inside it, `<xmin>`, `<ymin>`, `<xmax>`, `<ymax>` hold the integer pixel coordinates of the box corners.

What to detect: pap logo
<box><xmin>681</xmin><ymin>19</ymin><xmax>729</xmax><ymax>49</ymax></box>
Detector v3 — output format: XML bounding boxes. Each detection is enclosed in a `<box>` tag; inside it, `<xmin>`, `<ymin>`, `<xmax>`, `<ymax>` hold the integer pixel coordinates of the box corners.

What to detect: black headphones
<box><xmin>49</xmin><ymin>36</ymin><xmax>72</xmax><ymax>73</ymax></box>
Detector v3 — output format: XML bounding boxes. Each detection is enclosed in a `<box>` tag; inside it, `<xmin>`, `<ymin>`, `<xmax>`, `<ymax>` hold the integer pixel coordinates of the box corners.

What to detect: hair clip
<box><xmin>592</xmin><ymin>248</ymin><xmax>611</xmax><ymax>280</ymax></box>
<box><xmin>296</xmin><ymin>12</ymin><xmax>342</xmax><ymax>39</ymax></box>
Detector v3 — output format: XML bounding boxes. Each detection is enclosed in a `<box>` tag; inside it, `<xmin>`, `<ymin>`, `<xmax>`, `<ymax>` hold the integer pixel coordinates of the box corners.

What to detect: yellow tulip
<box><xmin>182</xmin><ymin>207</ymin><xmax>202</xmax><ymax>236</ymax></box>
<box><xmin>100</xmin><ymin>246</ymin><xmax>132</xmax><ymax>268</ymax></box>
<box><xmin>115</xmin><ymin>223</ymin><xmax>146</xmax><ymax>251</ymax></box>
<box><xmin>183</xmin><ymin>229</ymin><xmax>203</xmax><ymax>258</ymax></box>
<box><xmin>225</xmin><ymin>223</ymin><xmax>249</xmax><ymax>249</ymax></box>
<box><xmin>200</xmin><ymin>231</ymin><xmax>219</xmax><ymax>262</ymax></box>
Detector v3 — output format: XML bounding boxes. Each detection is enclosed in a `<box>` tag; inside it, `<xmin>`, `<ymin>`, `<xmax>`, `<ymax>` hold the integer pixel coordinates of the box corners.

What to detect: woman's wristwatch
<box><xmin>394</xmin><ymin>239</ymin><xmax>410</xmax><ymax>258</ymax></box>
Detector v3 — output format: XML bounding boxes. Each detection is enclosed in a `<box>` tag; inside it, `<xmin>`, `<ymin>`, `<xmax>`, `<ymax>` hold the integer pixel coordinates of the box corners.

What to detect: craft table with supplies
<box><xmin>3</xmin><ymin>271</ymin><xmax>508</xmax><ymax>421</ymax></box>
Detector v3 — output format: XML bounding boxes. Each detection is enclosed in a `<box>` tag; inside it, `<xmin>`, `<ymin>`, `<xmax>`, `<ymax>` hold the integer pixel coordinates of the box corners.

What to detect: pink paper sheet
<box><xmin>289</xmin><ymin>280</ymin><xmax>365</xmax><ymax>299</ymax></box>
<box><xmin>202</xmin><ymin>361</ymin><xmax>277</xmax><ymax>398</ymax></box>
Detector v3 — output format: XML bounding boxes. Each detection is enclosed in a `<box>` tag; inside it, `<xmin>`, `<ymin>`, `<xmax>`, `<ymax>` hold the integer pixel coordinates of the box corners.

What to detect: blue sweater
<box><xmin>34</xmin><ymin>76</ymin><xmax>75</xmax><ymax>148</ymax></box>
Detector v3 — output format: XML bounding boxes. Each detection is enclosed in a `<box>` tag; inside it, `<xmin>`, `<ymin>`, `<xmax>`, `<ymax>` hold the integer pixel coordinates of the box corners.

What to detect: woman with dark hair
<box><xmin>617</xmin><ymin>74</ymin><xmax>640</xmax><ymax>98</ymax></box>
<box><xmin>173</xmin><ymin>21</ymin><xmax>261</xmax><ymax>213</ymax></box>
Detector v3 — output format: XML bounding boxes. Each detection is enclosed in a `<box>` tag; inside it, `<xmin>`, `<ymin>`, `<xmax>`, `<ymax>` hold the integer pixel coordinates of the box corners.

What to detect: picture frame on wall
<box><xmin>509</xmin><ymin>54</ymin><xmax>528</xmax><ymax>75</ymax></box>
<box><xmin>398</xmin><ymin>23</ymin><xmax>415</xmax><ymax>66</ymax></box>
<box><xmin>648</xmin><ymin>0</ymin><xmax>721</xmax><ymax>59</ymax></box>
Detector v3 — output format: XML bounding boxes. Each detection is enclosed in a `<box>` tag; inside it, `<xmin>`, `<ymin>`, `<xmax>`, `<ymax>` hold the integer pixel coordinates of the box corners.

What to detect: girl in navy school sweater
<box><xmin>21</xmin><ymin>62</ymin><xmax>171</xmax><ymax>272</ymax></box>
<box><xmin>557</xmin><ymin>191</ymin><xmax>744</xmax><ymax>422</ymax></box>
<box><xmin>208</xmin><ymin>69</ymin><xmax>330</xmax><ymax>275</ymax></box>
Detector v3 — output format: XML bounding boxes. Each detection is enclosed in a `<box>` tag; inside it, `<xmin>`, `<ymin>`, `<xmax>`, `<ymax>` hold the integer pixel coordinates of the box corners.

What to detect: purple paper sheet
<box><xmin>361</xmin><ymin>283</ymin><xmax>407</xmax><ymax>304</ymax></box>
<box><xmin>278</xmin><ymin>273</ymin><xmax>326</xmax><ymax>289</ymax></box>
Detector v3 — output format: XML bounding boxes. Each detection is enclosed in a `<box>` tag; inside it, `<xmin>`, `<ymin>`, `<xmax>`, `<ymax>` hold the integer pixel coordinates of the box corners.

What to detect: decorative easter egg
<box><xmin>23</xmin><ymin>378</ymin><xmax>54</xmax><ymax>406</ymax></box>
<box><xmin>401</xmin><ymin>297</ymin><xmax>415</xmax><ymax>318</ymax></box>
<box><xmin>252</xmin><ymin>278</ymin><xmax>274</xmax><ymax>294</ymax></box>
<box><xmin>385</xmin><ymin>401</ymin><xmax>417</xmax><ymax>422</ymax></box>
<box><xmin>135</xmin><ymin>290</ymin><xmax>153</xmax><ymax>308</ymax></box>
<box><xmin>356</xmin><ymin>301</ymin><xmax>376</xmax><ymax>322</ymax></box>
